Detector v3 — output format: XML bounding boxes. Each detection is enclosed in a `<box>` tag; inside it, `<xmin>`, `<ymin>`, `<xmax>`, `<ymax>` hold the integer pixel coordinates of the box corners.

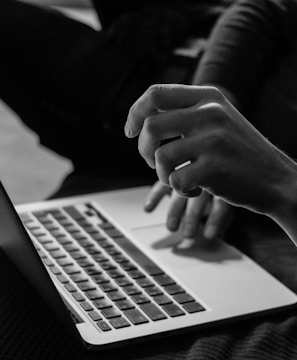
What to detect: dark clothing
<box><xmin>0</xmin><ymin>1</ymin><xmax>297</xmax><ymax>359</ymax></box>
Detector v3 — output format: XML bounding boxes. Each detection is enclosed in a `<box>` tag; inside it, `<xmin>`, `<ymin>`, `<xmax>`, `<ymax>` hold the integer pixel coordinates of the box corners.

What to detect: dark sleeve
<box><xmin>90</xmin><ymin>0</ymin><xmax>158</xmax><ymax>28</ymax></box>
<box><xmin>193</xmin><ymin>0</ymin><xmax>297</xmax><ymax>114</ymax></box>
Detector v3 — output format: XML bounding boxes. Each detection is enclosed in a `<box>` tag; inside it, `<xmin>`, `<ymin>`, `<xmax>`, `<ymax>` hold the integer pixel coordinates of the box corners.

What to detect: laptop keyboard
<box><xmin>20</xmin><ymin>204</ymin><xmax>205</xmax><ymax>332</ymax></box>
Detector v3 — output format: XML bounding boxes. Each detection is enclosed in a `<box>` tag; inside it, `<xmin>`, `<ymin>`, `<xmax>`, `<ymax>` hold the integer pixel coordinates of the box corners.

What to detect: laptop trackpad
<box><xmin>131</xmin><ymin>224</ymin><xmax>242</xmax><ymax>271</ymax></box>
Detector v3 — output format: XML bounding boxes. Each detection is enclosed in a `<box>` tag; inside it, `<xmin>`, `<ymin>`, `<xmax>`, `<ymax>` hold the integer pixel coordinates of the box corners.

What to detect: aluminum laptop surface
<box><xmin>0</xmin><ymin>183</ymin><xmax>296</xmax><ymax>350</ymax></box>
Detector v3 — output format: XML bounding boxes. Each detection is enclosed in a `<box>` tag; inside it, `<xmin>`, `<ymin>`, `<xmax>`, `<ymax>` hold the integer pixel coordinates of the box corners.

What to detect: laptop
<box><xmin>0</xmin><ymin>181</ymin><xmax>296</xmax><ymax>351</ymax></box>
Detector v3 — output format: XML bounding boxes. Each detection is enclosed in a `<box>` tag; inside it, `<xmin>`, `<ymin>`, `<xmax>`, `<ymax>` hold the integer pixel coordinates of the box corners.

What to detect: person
<box><xmin>1</xmin><ymin>1</ymin><xmax>297</xmax><ymax>360</ymax></box>
<box><xmin>125</xmin><ymin>83</ymin><xmax>297</xmax><ymax>247</ymax></box>
<box><xmin>2</xmin><ymin>0</ymin><xmax>297</xmax><ymax>245</ymax></box>
<box><xmin>137</xmin><ymin>0</ymin><xmax>297</xmax><ymax>243</ymax></box>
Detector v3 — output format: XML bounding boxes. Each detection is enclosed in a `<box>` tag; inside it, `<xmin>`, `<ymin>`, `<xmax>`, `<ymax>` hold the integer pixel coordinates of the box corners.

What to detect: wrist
<box><xmin>269</xmin><ymin>161</ymin><xmax>297</xmax><ymax>247</ymax></box>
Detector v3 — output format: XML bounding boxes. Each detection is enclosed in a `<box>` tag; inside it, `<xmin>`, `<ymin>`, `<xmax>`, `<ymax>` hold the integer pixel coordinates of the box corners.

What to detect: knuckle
<box><xmin>206</xmin><ymin>86</ymin><xmax>224</xmax><ymax>101</ymax></box>
<box><xmin>147</xmin><ymin>84</ymin><xmax>163</xmax><ymax>103</ymax></box>
<box><xmin>143</xmin><ymin>115</ymin><xmax>158</xmax><ymax>136</ymax></box>
<box><xmin>155</xmin><ymin>146</ymin><xmax>169</xmax><ymax>167</ymax></box>
<box><xmin>169</xmin><ymin>172</ymin><xmax>186</xmax><ymax>193</ymax></box>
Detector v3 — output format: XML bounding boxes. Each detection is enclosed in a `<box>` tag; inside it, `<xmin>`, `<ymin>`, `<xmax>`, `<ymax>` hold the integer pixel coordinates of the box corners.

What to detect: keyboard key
<box><xmin>63</xmin><ymin>244</ymin><xmax>80</xmax><ymax>252</ymax></box>
<box><xmin>103</xmin><ymin>228</ymin><xmax>123</xmax><ymax>238</ymax></box>
<box><xmin>63</xmin><ymin>206</ymin><xmax>84</xmax><ymax>221</ymax></box>
<box><xmin>50</xmin><ymin>266</ymin><xmax>61</xmax><ymax>275</ymax></box>
<box><xmin>77</xmin><ymin>282</ymin><xmax>96</xmax><ymax>292</ymax></box>
<box><xmin>107</xmin><ymin>290</ymin><xmax>126</xmax><ymax>301</ymax></box>
<box><xmin>153</xmin><ymin>274</ymin><xmax>176</xmax><ymax>286</ymax></box>
<box><xmin>83</xmin><ymin>226</ymin><xmax>98</xmax><ymax>234</ymax></box>
<box><xmin>85</xmin><ymin>267</ymin><xmax>102</xmax><ymax>276</ymax></box>
<box><xmin>92</xmin><ymin>253</ymin><xmax>109</xmax><ymax>263</ymax></box>
<box><xmin>93</xmin><ymin>298</ymin><xmax>113</xmax><ymax>309</ymax></box>
<box><xmin>76</xmin><ymin>219</ymin><xmax>91</xmax><ymax>227</ymax></box>
<box><xmin>76</xmin><ymin>259</ymin><xmax>94</xmax><ymax>268</ymax></box>
<box><xmin>106</xmin><ymin>269</ymin><xmax>125</xmax><ymax>278</ymax></box>
<box><xmin>124</xmin><ymin>309</ymin><xmax>149</xmax><ymax>325</ymax></box>
<box><xmin>131</xmin><ymin>294</ymin><xmax>151</xmax><ymax>305</ymax></box>
<box><xmin>57</xmin><ymin>275</ymin><xmax>69</xmax><ymax>283</ymax></box>
<box><xmin>153</xmin><ymin>295</ymin><xmax>173</xmax><ymax>306</ymax></box>
<box><xmin>114</xmin><ymin>299</ymin><xmax>135</xmax><ymax>311</ymax></box>
<box><xmin>109</xmin><ymin>317</ymin><xmax>131</xmax><ymax>329</ymax></box>
<box><xmin>65</xmin><ymin>283</ymin><xmax>77</xmax><ymax>293</ymax></box>
<box><xmin>77</xmin><ymin>239</ymin><xmax>94</xmax><ymax>248</ymax></box>
<box><xmin>50</xmin><ymin>250</ymin><xmax>67</xmax><ymax>259</ymax></box>
<box><xmin>63</xmin><ymin>265</ymin><xmax>80</xmax><ymax>274</ymax></box>
<box><xmin>114</xmin><ymin>277</ymin><xmax>133</xmax><ymax>287</ymax></box>
<box><xmin>162</xmin><ymin>304</ymin><xmax>185</xmax><ymax>317</ymax></box>
<box><xmin>90</xmin><ymin>233</ymin><xmax>106</xmax><ymax>241</ymax></box>
<box><xmin>43</xmin><ymin>258</ymin><xmax>54</xmax><ymax>267</ymax></box>
<box><xmin>85</xmin><ymin>248</ymin><xmax>101</xmax><ymax>256</ymax></box>
<box><xmin>86</xmin><ymin>289</ymin><xmax>104</xmax><ymax>300</ymax></box>
<box><xmin>30</xmin><ymin>228</ymin><xmax>47</xmax><ymax>237</ymax></box>
<box><xmin>101</xmin><ymin>307</ymin><xmax>121</xmax><ymax>319</ymax></box>
<box><xmin>99</xmin><ymin>222</ymin><xmax>114</xmax><ymax>231</ymax></box>
<box><xmin>120</xmin><ymin>262</ymin><xmax>138</xmax><ymax>272</ymax></box>
<box><xmin>92</xmin><ymin>274</ymin><xmax>109</xmax><ymax>284</ymax></box>
<box><xmin>140</xmin><ymin>303</ymin><xmax>167</xmax><ymax>321</ymax></box>
<box><xmin>56</xmin><ymin>258</ymin><xmax>74</xmax><ymax>267</ymax></box>
<box><xmin>43</xmin><ymin>223</ymin><xmax>59</xmax><ymax>231</ymax></box>
<box><xmin>20</xmin><ymin>212</ymin><xmax>33</xmax><ymax>222</ymax></box>
<box><xmin>164</xmin><ymin>284</ymin><xmax>185</xmax><ymax>295</ymax></box>
<box><xmin>136</xmin><ymin>277</ymin><xmax>154</xmax><ymax>288</ymax></box>
<box><xmin>70</xmin><ymin>273</ymin><xmax>89</xmax><ymax>283</ymax></box>
<box><xmin>127</xmin><ymin>269</ymin><xmax>145</xmax><ymax>279</ymax></box>
<box><xmin>173</xmin><ymin>293</ymin><xmax>196</xmax><ymax>304</ymax></box>
<box><xmin>96</xmin><ymin>320</ymin><xmax>111</xmax><ymax>332</ymax></box>
<box><xmin>88</xmin><ymin>310</ymin><xmax>102</xmax><ymax>321</ymax></box>
<box><xmin>104</xmin><ymin>246</ymin><xmax>121</xmax><ymax>256</ymax></box>
<box><xmin>49</xmin><ymin>230</ymin><xmax>66</xmax><ymax>238</ymax></box>
<box><xmin>123</xmin><ymin>285</ymin><xmax>141</xmax><ymax>296</ymax></box>
<box><xmin>112</xmin><ymin>254</ymin><xmax>129</xmax><ymax>263</ymax></box>
<box><xmin>56</xmin><ymin>236</ymin><xmax>72</xmax><ymax>245</ymax></box>
<box><xmin>49</xmin><ymin>209</ymin><xmax>65</xmax><ymax>219</ymax></box>
<box><xmin>99</xmin><ymin>282</ymin><xmax>117</xmax><ymax>293</ymax></box>
<box><xmin>72</xmin><ymin>292</ymin><xmax>85</xmax><ymax>301</ymax></box>
<box><xmin>183</xmin><ymin>302</ymin><xmax>205</xmax><ymax>313</ymax></box>
<box><xmin>71</xmin><ymin>251</ymin><xmax>86</xmax><ymax>260</ymax></box>
<box><xmin>97</xmin><ymin>240</ymin><xmax>113</xmax><ymax>249</ymax></box>
<box><xmin>144</xmin><ymin>286</ymin><xmax>163</xmax><ymax>297</ymax></box>
<box><xmin>36</xmin><ymin>236</ymin><xmax>53</xmax><ymax>244</ymax></box>
<box><xmin>65</xmin><ymin>225</ymin><xmax>81</xmax><ymax>234</ymax></box>
<box><xmin>43</xmin><ymin>243</ymin><xmax>60</xmax><ymax>251</ymax></box>
<box><xmin>80</xmin><ymin>301</ymin><xmax>93</xmax><ymax>312</ymax></box>
<box><xmin>100</xmin><ymin>262</ymin><xmax>116</xmax><ymax>271</ymax></box>
<box><xmin>70</xmin><ymin>231</ymin><xmax>86</xmax><ymax>239</ymax></box>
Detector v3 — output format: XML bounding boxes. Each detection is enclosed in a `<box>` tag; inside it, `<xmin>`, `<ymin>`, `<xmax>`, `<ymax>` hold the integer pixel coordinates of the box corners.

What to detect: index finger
<box><xmin>125</xmin><ymin>84</ymin><xmax>213</xmax><ymax>138</ymax></box>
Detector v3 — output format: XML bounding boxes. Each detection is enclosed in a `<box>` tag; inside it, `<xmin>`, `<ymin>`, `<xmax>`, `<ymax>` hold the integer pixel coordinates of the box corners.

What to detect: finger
<box><xmin>125</xmin><ymin>84</ymin><xmax>219</xmax><ymax>138</ymax></box>
<box><xmin>154</xmin><ymin>136</ymin><xmax>198</xmax><ymax>185</ymax></box>
<box><xmin>203</xmin><ymin>198</ymin><xmax>234</xmax><ymax>240</ymax></box>
<box><xmin>169</xmin><ymin>158</ymin><xmax>204</xmax><ymax>197</ymax></box>
<box><xmin>166</xmin><ymin>191</ymin><xmax>187</xmax><ymax>232</ymax></box>
<box><xmin>182</xmin><ymin>191</ymin><xmax>211</xmax><ymax>239</ymax></box>
<box><xmin>144</xmin><ymin>181</ymin><xmax>172</xmax><ymax>212</ymax></box>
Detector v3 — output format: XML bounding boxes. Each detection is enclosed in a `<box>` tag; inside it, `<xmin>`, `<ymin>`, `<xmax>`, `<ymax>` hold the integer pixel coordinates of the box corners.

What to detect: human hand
<box><xmin>125</xmin><ymin>84</ymin><xmax>297</xmax><ymax>221</ymax></box>
<box><xmin>145</xmin><ymin>181</ymin><xmax>234</xmax><ymax>241</ymax></box>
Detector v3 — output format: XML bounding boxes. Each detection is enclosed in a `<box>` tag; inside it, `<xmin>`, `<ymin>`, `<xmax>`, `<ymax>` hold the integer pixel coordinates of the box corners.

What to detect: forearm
<box><xmin>193</xmin><ymin>0</ymin><xmax>292</xmax><ymax>114</ymax></box>
<box><xmin>269</xmin><ymin>164</ymin><xmax>297</xmax><ymax>247</ymax></box>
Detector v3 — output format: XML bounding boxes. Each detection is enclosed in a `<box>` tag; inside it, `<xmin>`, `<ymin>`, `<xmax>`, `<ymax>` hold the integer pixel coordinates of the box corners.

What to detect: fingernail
<box><xmin>204</xmin><ymin>225</ymin><xmax>216</xmax><ymax>239</ymax></box>
<box><xmin>167</xmin><ymin>218</ymin><xmax>178</xmax><ymax>231</ymax></box>
<box><xmin>183</xmin><ymin>225</ymin><xmax>195</xmax><ymax>239</ymax></box>
<box><xmin>124</xmin><ymin>124</ymin><xmax>132</xmax><ymax>137</ymax></box>
<box><xmin>144</xmin><ymin>200</ymin><xmax>153</xmax><ymax>212</ymax></box>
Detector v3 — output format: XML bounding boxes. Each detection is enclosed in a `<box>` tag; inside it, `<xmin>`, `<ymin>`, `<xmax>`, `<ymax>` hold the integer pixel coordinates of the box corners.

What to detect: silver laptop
<box><xmin>0</xmin><ymin>181</ymin><xmax>296</xmax><ymax>351</ymax></box>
